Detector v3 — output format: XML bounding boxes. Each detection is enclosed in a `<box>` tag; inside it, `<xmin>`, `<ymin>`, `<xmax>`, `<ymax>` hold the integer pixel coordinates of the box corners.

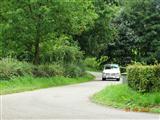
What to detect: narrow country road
<box><xmin>0</xmin><ymin>72</ymin><xmax>159</xmax><ymax>120</ymax></box>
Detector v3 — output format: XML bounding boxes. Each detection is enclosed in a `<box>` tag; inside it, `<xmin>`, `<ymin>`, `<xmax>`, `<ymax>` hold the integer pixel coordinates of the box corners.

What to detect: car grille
<box><xmin>106</xmin><ymin>73</ymin><xmax>116</xmax><ymax>76</ymax></box>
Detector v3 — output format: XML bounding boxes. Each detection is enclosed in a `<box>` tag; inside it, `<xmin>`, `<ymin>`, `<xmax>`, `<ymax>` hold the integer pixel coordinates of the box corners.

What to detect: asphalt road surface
<box><xmin>0</xmin><ymin>72</ymin><xmax>159</xmax><ymax>120</ymax></box>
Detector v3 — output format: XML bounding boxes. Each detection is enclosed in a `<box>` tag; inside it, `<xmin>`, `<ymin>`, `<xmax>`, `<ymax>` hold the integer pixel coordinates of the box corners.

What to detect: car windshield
<box><xmin>104</xmin><ymin>65</ymin><xmax>118</xmax><ymax>69</ymax></box>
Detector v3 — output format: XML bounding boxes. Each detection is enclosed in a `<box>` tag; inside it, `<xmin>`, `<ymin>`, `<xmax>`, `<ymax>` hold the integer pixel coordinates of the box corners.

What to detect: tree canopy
<box><xmin>0</xmin><ymin>0</ymin><xmax>159</xmax><ymax>65</ymax></box>
<box><xmin>102</xmin><ymin>0</ymin><xmax>160</xmax><ymax>65</ymax></box>
<box><xmin>0</xmin><ymin>0</ymin><xmax>97</xmax><ymax>64</ymax></box>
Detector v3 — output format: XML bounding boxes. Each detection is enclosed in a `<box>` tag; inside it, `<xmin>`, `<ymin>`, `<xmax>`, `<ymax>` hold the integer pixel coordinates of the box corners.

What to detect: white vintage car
<box><xmin>102</xmin><ymin>64</ymin><xmax>121</xmax><ymax>81</ymax></box>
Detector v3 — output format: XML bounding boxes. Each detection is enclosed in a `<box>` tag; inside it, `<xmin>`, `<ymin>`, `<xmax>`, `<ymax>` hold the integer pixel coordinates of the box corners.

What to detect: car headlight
<box><xmin>102</xmin><ymin>73</ymin><xmax>106</xmax><ymax>76</ymax></box>
<box><xmin>115</xmin><ymin>73</ymin><xmax>120</xmax><ymax>76</ymax></box>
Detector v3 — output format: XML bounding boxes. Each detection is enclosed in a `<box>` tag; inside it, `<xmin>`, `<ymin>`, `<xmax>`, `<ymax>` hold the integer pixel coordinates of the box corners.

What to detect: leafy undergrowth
<box><xmin>85</xmin><ymin>67</ymin><xmax>100</xmax><ymax>72</ymax></box>
<box><xmin>92</xmin><ymin>84</ymin><xmax>160</xmax><ymax>113</ymax></box>
<box><xmin>0</xmin><ymin>73</ymin><xmax>94</xmax><ymax>95</ymax></box>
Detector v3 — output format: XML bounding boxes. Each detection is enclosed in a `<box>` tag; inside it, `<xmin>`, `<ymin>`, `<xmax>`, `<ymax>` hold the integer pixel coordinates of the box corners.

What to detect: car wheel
<box><xmin>116</xmin><ymin>78</ymin><xmax>120</xmax><ymax>81</ymax></box>
<box><xmin>102</xmin><ymin>78</ymin><xmax>106</xmax><ymax>81</ymax></box>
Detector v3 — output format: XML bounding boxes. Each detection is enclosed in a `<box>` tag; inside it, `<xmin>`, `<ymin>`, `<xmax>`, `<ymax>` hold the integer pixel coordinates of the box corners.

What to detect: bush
<box><xmin>64</xmin><ymin>64</ymin><xmax>85</xmax><ymax>78</ymax></box>
<box><xmin>0</xmin><ymin>58</ymin><xmax>85</xmax><ymax>80</ymax></box>
<box><xmin>127</xmin><ymin>64</ymin><xmax>160</xmax><ymax>92</ymax></box>
<box><xmin>41</xmin><ymin>35</ymin><xmax>83</xmax><ymax>65</ymax></box>
<box><xmin>84</xmin><ymin>56</ymin><xmax>108</xmax><ymax>71</ymax></box>
<box><xmin>0</xmin><ymin>58</ymin><xmax>33</xmax><ymax>80</ymax></box>
<box><xmin>84</xmin><ymin>57</ymin><xmax>99</xmax><ymax>70</ymax></box>
<box><xmin>0</xmin><ymin>56</ymin><xmax>86</xmax><ymax>80</ymax></box>
<box><xmin>33</xmin><ymin>64</ymin><xmax>84</xmax><ymax>78</ymax></box>
<box><xmin>32</xmin><ymin>64</ymin><xmax>64</xmax><ymax>77</ymax></box>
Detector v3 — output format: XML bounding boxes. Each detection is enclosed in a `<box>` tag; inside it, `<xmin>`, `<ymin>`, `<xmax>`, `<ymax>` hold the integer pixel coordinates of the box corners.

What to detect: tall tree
<box><xmin>0</xmin><ymin>0</ymin><xmax>98</xmax><ymax>64</ymax></box>
<box><xmin>103</xmin><ymin>0</ymin><xmax>160</xmax><ymax>65</ymax></box>
<box><xmin>75</xmin><ymin>0</ymin><xmax>121</xmax><ymax>56</ymax></box>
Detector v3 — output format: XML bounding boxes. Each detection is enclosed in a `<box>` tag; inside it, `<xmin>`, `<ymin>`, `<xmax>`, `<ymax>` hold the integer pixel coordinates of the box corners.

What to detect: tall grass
<box><xmin>0</xmin><ymin>74</ymin><xmax>94</xmax><ymax>95</ymax></box>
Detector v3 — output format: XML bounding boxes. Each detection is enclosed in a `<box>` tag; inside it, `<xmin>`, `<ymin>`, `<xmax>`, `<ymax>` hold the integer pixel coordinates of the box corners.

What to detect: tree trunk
<box><xmin>2</xmin><ymin>38</ymin><xmax>6</xmax><ymax>58</ymax></box>
<box><xmin>33</xmin><ymin>3</ymin><xmax>42</xmax><ymax>65</ymax></box>
<box><xmin>34</xmin><ymin>37</ymin><xmax>40</xmax><ymax>65</ymax></box>
<box><xmin>33</xmin><ymin>22</ymin><xmax>40</xmax><ymax>65</ymax></box>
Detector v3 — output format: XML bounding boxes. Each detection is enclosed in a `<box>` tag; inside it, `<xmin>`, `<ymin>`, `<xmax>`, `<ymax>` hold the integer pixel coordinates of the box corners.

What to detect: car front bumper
<box><xmin>102</xmin><ymin>73</ymin><xmax>120</xmax><ymax>79</ymax></box>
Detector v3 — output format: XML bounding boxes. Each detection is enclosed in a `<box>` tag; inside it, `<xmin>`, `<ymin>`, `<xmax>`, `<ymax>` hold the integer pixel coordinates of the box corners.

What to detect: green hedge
<box><xmin>127</xmin><ymin>64</ymin><xmax>160</xmax><ymax>92</ymax></box>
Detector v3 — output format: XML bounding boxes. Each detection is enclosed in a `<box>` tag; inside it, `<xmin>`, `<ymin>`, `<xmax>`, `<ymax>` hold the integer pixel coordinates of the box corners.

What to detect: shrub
<box><xmin>41</xmin><ymin>35</ymin><xmax>83</xmax><ymax>65</ymax></box>
<box><xmin>0</xmin><ymin>58</ymin><xmax>85</xmax><ymax>80</ymax></box>
<box><xmin>32</xmin><ymin>64</ymin><xmax>64</xmax><ymax>77</ymax></box>
<box><xmin>33</xmin><ymin>64</ymin><xmax>84</xmax><ymax>78</ymax></box>
<box><xmin>127</xmin><ymin>64</ymin><xmax>160</xmax><ymax>92</ymax></box>
<box><xmin>84</xmin><ymin>56</ymin><xmax>109</xmax><ymax>70</ymax></box>
<box><xmin>84</xmin><ymin>57</ymin><xmax>99</xmax><ymax>70</ymax></box>
<box><xmin>0</xmin><ymin>58</ymin><xmax>33</xmax><ymax>80</ymax></box>
<box><xmin>64</xmin><ymin>64</ymin><xmax>85</xmax><ymax>78</ymax></box>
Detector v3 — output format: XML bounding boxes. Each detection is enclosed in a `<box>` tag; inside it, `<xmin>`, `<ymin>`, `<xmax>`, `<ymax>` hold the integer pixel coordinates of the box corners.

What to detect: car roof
<box><xmin>104</xmin><ymin>64</ymin><xmax>119</xmax><ymax>67</ymax></box>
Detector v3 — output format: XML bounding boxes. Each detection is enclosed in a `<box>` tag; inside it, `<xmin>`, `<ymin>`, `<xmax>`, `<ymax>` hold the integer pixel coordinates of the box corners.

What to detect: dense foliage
<box><xmin>0</xmin><ymin>58</ymin><xmax>33</xmax><ymax>80</ymax></box>
<box><xmin>0</xmin><ymin>58</ymin><xmax>85</xmax><ymax>80</ymax></box>
<box><xmin>76</xmin><ymin>0</ymin><xmax>120</xmax><ymax>56</ymax></box>
<box><xmin>0</xmin><ymin>0</ymin><xmax>159</xmax><ymax>76</ymax></box>
<box><xmin>0</xmin><ymin>0</ymin><xmax>97</xmax><ymax>64</ymax></box>
<box><xmin>102</xmin><ymin>0</ymin><xmax>160</xmax><ymax>65</ymax></box>
<box><xmin>127</xmin><ymin>64</ymin><xmax>160</xmax><ymax>92</ymax></box>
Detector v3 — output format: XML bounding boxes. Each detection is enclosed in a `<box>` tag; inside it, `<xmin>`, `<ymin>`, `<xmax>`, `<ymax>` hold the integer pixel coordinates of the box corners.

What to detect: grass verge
<box><xmin>91</xmin><ymin>84</ymin><xmax>160</xmax><ymax>113</ymax></box>
<box><xmin>0</xmin><ymin>73</ymin><xmax>94</xmax><ymax>95</ymax></box>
